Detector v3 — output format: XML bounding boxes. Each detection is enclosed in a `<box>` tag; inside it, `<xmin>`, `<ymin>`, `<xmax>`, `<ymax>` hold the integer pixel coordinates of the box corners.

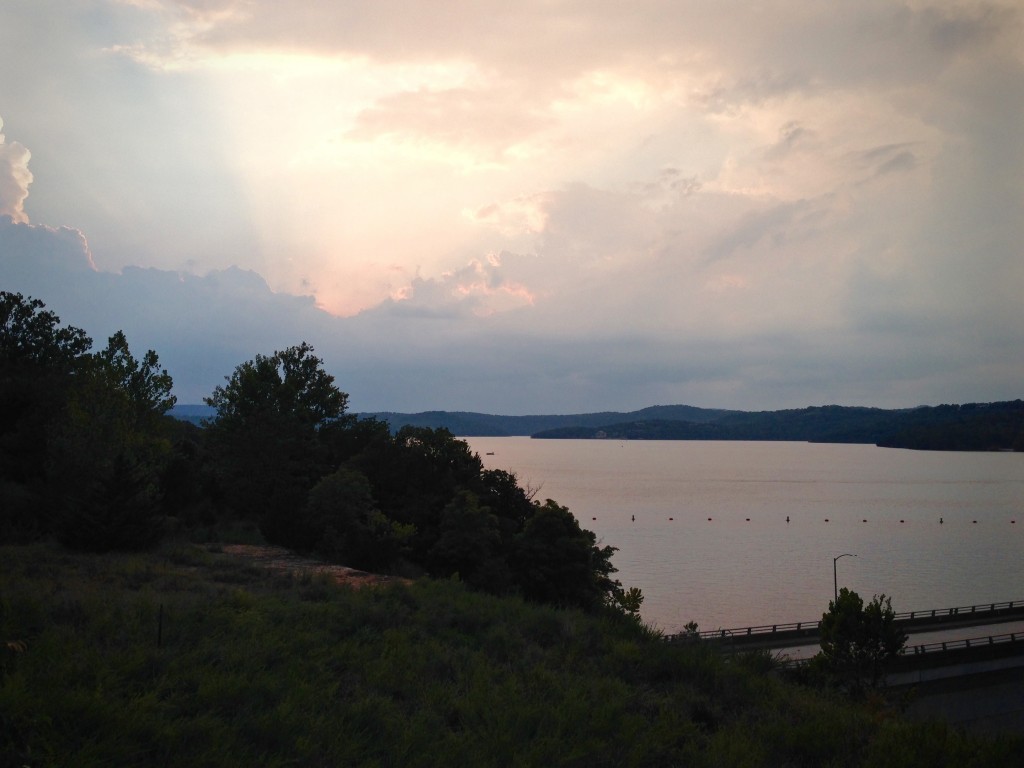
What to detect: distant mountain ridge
<box><xmin>356</xmin><ymin>404</ymin><xmax>736</xmax><ymax>437</ymax></box>
<box><xmin>171</xmin><ymin>400</ymin><xmax>1024</xmax><ymax>451</ymax></box>
<box><xmin>168</xmin><ymin>403</ymin><xmax>733</xmax><ymax>432</ymax></box>
<box><xmin>531</xmin><ymin>401</ymin><xmax>1024</xmax><ymax>451</ymax></box>
<box><xmin>168</xmin><ymin>403</ymin><xmax>215</xmax><ymax>426</ymax></box>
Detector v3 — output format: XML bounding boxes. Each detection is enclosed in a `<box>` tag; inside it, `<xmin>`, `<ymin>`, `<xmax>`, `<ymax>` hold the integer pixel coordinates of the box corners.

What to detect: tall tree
<box><xmin>816</xmin><ymin>588</ymin><xmax>907</xmax><ymax>691</ymax></box>
<box><xmin>91</xmin><ymin>330</ymin><xmax>176</xmax><ymax>427</ymax></box>
<box><xmin>0</xmin><ymin>291</ymin><xmax>91</xmax><ymax>370</ymax></box>
<box><xmin>512</xmin><ymin>500</ymin><xmax>621</xmax><ymax>611</ymax></box>
<box><xmin>206</xmin><ymin>342</ymin><xmax>346</xmax><ymax>430</ymax></box>
<box><xmin>0</xmin><ymin>293</ymin><xmax>91</xmax><ymax>541</ymax></box>
<box><xmin>48</xmin><ymin>331</ymin><xmax>177</xmax><ymax>550</ymax></box>
<box><xmin>204</xmin><ymin>343</ymin><xmax>348</xmax><ymax>535</ymax></box>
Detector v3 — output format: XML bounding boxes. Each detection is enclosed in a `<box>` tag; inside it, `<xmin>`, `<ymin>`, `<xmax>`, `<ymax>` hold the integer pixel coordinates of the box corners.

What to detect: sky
<box><xmin>1</xmin><ymin>0</ymin><xmax>1022</xmax><ymax>414</ymax></box>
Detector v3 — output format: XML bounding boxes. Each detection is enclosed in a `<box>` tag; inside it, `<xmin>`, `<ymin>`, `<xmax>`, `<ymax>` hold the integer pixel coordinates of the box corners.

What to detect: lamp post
<box><xmin>833</xmin><ymin>553</ymin><xmax>857</xmax><ymax>603</ymax></box>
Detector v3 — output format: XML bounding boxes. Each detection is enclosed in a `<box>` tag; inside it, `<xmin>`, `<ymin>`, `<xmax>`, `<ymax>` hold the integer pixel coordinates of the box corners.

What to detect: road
<box><xmin>773</xmin><ymin>621</ymin><xmax>1024</xmax><ymax>661</ymax></box>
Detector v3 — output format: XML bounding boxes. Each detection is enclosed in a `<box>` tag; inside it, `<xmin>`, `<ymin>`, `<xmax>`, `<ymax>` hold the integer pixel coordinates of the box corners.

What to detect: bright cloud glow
<box><xmin>0</xmin><ymin>117</ymin><xmax>33</xmax><ymax>224</ymax></box>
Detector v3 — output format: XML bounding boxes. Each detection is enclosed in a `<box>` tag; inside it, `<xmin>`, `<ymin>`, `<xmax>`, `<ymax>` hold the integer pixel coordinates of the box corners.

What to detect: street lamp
<box><xmin>833</xmin><ymin>553</ymin><xmax>857</xmax><ymax>603</ymax></box>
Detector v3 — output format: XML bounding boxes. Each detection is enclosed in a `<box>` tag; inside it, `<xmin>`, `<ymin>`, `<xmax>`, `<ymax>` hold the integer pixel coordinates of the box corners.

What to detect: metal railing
<box><xmin>775</xmin><ymin>631</ymin><xmax>1024</xmax><ymax>669</ymax></box>
<box><xmin>895</xmin><ymin>599</ymin><xmax>1021</xmax><ymax>622</ymax></box>
<box><xmin>904</xmin><ymin>630</ymin><xmax>1023</xmax><ymax>656</ymax></box>
<box><xmin>667</xmin><ymin>599</ymin><xmax>1023</xmax><ymax>643</ymax></box>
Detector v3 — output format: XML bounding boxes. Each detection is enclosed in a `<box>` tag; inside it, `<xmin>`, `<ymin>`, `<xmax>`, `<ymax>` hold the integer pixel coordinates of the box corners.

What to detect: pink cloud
<box><xmin>0</xmin><ymin>117</ymin><xmax>33</xmax><ymax>224</ymax></box>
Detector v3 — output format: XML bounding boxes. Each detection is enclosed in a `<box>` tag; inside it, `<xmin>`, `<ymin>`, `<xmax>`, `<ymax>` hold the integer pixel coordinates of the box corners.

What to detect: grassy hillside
<box><xmin>2</xmin><ymin>541</ymin><xmax>1022</xmax><ymax>767</ymax></box>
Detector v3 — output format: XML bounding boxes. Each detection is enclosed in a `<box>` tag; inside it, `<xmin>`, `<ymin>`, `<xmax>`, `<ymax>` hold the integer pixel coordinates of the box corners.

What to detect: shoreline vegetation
<box><xmin>340</xmin><ymin>401</ymin><xmax>1024</xmax><ymax>452</ymax></box>
<box><xmin>4</xmin><ymin>540</ymin><xmax>1024</xmax><ymax>766</ymax></box>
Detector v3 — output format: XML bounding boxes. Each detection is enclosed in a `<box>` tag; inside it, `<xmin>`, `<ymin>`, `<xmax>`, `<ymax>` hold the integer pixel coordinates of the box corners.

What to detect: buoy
<box><xmin>940</xmin><ymin>517</ymin><xmax>944</xmax><ymax>524</ymax></box>
<box><xmin>786</xmin><ymin>516</ymin><xmax>790</xmax><ymax>523</ymax></box>
<box><xmin>631</xmin><ymin>515</ymin><xmax>635</xmax><ymax>522</ymax></box>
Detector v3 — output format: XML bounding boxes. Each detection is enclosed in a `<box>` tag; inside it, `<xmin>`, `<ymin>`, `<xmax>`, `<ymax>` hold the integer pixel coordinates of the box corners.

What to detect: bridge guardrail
<box><xmin>895</xmin><ymin>599</ymin><xmax>1021</xmax><ymax>622</ymax></box>
<box><xmin>667</xmin><ymin>599</ymin><xmax>1023</xmax><ymax>643</ymax></box>
<box><xmin>903</xmin><ymin>630</ymin><xmax>1023</xmax><ymax>656</ymax></box>
<box><xmin>777</xmin><ymin>630</ymin><xmax>1024</xmax><ymax>669</ymax></box>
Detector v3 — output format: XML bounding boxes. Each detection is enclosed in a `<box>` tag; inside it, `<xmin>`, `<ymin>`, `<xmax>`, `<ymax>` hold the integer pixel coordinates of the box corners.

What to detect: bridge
<box><xmin>667</xmin><ymin>600</ymin><xmax>1024</xmax><ymax>732</ymax></box>
<box><xmin>666</xmin><ymin>599</ymin><xmax>1024</xmax><ymax>651</ymax></box>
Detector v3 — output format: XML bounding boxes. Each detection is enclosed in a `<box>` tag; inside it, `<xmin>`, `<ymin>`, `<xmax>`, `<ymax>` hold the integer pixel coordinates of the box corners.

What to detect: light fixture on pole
<box><xmin>833</xmin><ymin>553</ymin><xmax>857</xmax><ymax>602</ymax></box>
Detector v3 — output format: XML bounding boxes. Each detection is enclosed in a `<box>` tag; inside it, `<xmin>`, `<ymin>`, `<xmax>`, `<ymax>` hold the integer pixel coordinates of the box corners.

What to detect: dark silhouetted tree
<box><xmin>512</xmin><ymin>499</ymin><xmax>620</xmax><ymax>610</ymax></box>
<box><xmin>204</xmin><ymin>343</ymin><xmax>349</xmax><ymax>538</ymax></box>
<box><xmin>428</xmin><ymin>490</ymin><xmax>510</xmax><ymax>592</ymax></box>
<box><xmin>48</xmin><ymin>332</ymin><xmax>177</xmax><ymax>550</ymax></box>
<box><xmin>816</xmin><ymin>588</ymin><xmax>907</xmax><ymax>691</ymax></box>
<box><xmin>306</xmin><ymin>466</ymin><xmax>414</xmax><ymax>571</ymax></box>
<box><xmin>0</xmin><ymin>292</ymin><xmax>91</xmax><ymax>540</ymax></box>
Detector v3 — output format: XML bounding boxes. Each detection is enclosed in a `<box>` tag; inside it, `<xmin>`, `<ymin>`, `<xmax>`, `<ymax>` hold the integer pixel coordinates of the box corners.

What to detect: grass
<box><xmin>2</xmin><ymin>540</ymin><xmax>1022</xmax><ymax>767</ymax></box>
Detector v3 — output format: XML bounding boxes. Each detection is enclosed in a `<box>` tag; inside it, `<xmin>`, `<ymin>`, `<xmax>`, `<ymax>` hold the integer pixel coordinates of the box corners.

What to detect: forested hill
<box><xmin>350</xmin><ymin>401</ymin><xmax>1024</xmax><ymax>452</ymax></box>
<box><xmin>173</xmin><ymin>400</ymin><xmax>1024</xmax><ymax>451</ymax></box>
<box><xmin>354</xmin><ymin>404</ymin><xmax>736</xmax><ymax>437</ymax></box>
<box><xmin>532</xmin><ymin>401</ymin><xmax>1024</xmax><ymax>452</ymax></box>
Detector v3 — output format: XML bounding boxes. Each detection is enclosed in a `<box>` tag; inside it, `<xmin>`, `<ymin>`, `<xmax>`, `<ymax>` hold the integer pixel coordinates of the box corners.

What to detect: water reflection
<box><xmin>468</xmin><ymin>438</ymin><xmax>1024</xmax><ymax>634</ymax></box>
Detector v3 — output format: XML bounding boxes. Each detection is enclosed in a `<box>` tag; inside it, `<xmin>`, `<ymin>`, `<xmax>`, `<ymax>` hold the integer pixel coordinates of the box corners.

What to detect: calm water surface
<box><xmin>465</xmin><ymin>438</ymin><xmax>1024</xmax><ymax>634</ymax></box>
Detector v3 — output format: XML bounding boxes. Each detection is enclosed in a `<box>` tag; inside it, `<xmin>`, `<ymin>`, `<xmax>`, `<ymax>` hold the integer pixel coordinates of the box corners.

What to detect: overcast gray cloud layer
<box><xmin>0</xmin><ymin>1</ymin><xmax>1021</xmax><ymax>413</ymax></box>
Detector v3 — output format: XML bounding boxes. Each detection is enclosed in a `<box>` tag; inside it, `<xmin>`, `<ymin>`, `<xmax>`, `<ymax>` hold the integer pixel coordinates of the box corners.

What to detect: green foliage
<box><xmin>52</xmin><ymin>454</ymin><xmax>166</xmax><ymax>552</ymax></box>
<box><xmin>46</xmin><ymin>332</ymin><xmax>177</xmax><ymax>551</ymax></box>
<box><xmin>816</xmin><ymin>588</ymin><xmax>908</xmax><ymax>692</ymax></box>
<box><xmin>428</xmin><ymin>490</ymin><xmax>508</xmax><ymax>591</ymax></box>
<box><xmin>0</xmin><ymin>291</ymin><xmax>92</xmax><ymax>369</ymax></box>
<box><xmin>203</xmin><ymin>342</ymin><xmax>348</xmax><ymax>532</ymax></box>
<box><xmin>0</xmin><ymin>293</ymin><xmax>93</xmax><ymax>539</ymax></box>
<box><xmin>1</xmin><ymin>544</ymin><xmax>1019</xmax><ymax>767</ymax></box>
<box><xmin>512</xmin><ymin>499</ymin><xmax>620</xmax><ymax>611</ymax></box>
<box><xmin>354</xmin><ymin>425</ymin><xmax>484</xmax><ymax>537</ymax></box>
<box><xmin>609</xmin><ymin>585</ymin><xmax>645</xmax><ymax>618</ymax></box>
<box><xmin>205</xmin><ymin>341</ymin><xmax>347</xmax><ymax>429</ymax></box>
<box><xmin>1</xmin><ymin>295</ymin><xmax>177</xmax><ymax>550</ymax></box>
<box><xmin>91</xmin><ymin>330</ymin><xmax>176</xmax><ymax>424</ymax></box>
<box><xmin>306</xmin><ymin>465</ymin><xmax>413</xmax><ymax>571</ymax></box>
<box><xmin>158</xmin><ymin>427</ymin><xmax>218</xmax><ymax>526</ymax></box>
<box><xmin>0</xmin><ymin>295</ymin><xmax>634</xmax><ymax>613</ymax></box>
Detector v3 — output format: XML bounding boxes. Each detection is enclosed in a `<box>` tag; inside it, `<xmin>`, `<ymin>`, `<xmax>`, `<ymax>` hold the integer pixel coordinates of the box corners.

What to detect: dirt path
<box><xmin>219</xmin><ymin>544</ymin><xmax>407</xmax><ymax>588</ymax></box>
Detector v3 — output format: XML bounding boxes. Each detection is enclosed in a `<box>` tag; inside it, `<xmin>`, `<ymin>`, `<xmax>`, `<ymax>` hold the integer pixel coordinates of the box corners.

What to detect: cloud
<box><xmin>2</xmin><ymin>211</ymin><xmax>1022</xmax><ymax>415</ymax></box>
<box><xmin>1</xmin><ymin>1</ymin><xmax>1022</xmax><ymax>414</ymax></box>
<box><xmin>703</xmin><ymin>199</ymin><xmax>818</xmax><ymax>263</ymax></box>
<box><xmin>346</xmin><ymin>86</ymin><xmax>553</xmax><ymax>165</ymax></box>
<box><xmin>0</xmin><ymin>117</ymin><xmax>32</xmax><ymax>224</ymax></box>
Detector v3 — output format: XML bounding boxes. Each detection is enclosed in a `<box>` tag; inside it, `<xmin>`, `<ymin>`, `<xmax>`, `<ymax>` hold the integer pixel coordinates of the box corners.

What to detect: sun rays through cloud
<box><xmin>1</xmin><ymin>0</ymin><xmax>1021</xmax><ymax>411</ymax></box>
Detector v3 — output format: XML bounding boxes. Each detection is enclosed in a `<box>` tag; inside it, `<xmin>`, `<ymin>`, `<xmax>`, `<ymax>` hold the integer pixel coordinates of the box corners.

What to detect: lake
<box><xmin>465</xmin><ymin>438</ymin><xmax>1024</xmax><ymax>635</ymax></box>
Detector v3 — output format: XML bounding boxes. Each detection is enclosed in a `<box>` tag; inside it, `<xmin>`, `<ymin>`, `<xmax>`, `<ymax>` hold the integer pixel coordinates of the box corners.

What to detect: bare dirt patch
<box><xmin>218</xmin><ymin>544</ymin><xmax>407</xmax><ymax>588</ymax></box>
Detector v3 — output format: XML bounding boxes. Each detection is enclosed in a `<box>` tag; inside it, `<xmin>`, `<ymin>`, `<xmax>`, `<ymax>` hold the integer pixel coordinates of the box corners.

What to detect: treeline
<box><xmin>357</xmin><ymin>404</ymin><xmax>734</xmax><ymax>436</ymax></box>
<box><xmin>0</xmin><ymin>292</ymin><xmax>632</xmax><ymax>613</ymax></box>
<box><xmin>532</xmin><ymin>402</ymin><xmax>1024</xmax><ymax>450</ymax></box>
